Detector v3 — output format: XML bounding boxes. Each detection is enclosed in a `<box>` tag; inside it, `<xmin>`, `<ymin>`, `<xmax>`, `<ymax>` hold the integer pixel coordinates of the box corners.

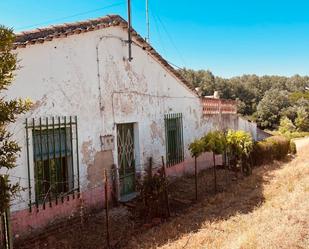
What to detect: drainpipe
<box><xmin>95</xmin><ymin>38</ymin><xmax>105</xmax><ymax>135</ymax></box>
<box><xmin>96</xmin><ymin>36</ymin><xmax>122</xmax><ymax>201</ymax></box>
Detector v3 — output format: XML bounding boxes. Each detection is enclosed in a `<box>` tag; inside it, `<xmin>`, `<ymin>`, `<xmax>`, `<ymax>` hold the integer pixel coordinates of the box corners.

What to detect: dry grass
<box><xmin>17</xmin><ymin>139</ymin><xmax>309</xmax><ymax>249</ymax></box>
<box><xmin>125</xmin><ymin>139</ymin><xmax>309</xmax><ymax>249</ymax></box>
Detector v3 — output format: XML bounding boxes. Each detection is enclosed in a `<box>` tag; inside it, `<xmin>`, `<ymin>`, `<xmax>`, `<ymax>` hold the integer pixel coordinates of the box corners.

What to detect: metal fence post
<box><xmin>161</xmin><ymin>156</ymin><xmax>171</xmax><ymax>217</ymax></box>
<box><xmin>104</xmin><ymin>169</ymin><xmax>111</xmax><ymax>249</ymax></box>
<box><xmin>1</xmin><ymin>209</ymin><xmax>13</xmax><ymax>249</ymax></box>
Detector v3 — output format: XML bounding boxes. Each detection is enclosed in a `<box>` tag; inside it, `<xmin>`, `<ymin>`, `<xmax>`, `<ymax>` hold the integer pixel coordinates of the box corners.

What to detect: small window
<box><xmin>164</xmin><ymin>113</ymin><xmax>184</xmax><ymax>167</ymax></box>
<box><xmin>26</xmin><ymin>117</ymin><xmax>79</xmax><ymax>205</ymax></box>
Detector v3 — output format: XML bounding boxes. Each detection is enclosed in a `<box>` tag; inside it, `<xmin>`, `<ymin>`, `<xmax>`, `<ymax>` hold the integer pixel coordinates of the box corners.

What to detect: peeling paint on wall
<box><xmin>150</xmin><ymin>121</ymin><xmax>164</xmax><ymax>145</ymax></box>
<box><xmin>81</xmin><ymin>140</ymin><xmax>96</xmax><ymax>166</ymax></box>
<box><xmin>30</xmin><ymin>94</ymin><xmax>47</xmax><ymax>111</ymax></box>
<box><xmin>87</xmin><ymin>150</ymin><xmax>114</xmax><ymax>188</ymax></box>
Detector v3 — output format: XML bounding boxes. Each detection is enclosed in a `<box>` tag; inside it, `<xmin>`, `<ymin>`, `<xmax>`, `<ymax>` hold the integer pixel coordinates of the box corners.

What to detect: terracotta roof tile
<box><xmin>14</xmin><ymin>14</ymin><xmax>196</xmax><ymax>93</ymax></box>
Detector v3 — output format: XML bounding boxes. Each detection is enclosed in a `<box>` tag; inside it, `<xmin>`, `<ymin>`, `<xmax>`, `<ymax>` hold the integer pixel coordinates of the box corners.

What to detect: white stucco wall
<box><xmin>7</xmin><ymin>26</ymin><xmax>212</xmax><ymax>212</ymax></box>
<box><xmin>238</xmin><ymin>117</ymin><xmax>258</xmax><ymax>141</ymax></box>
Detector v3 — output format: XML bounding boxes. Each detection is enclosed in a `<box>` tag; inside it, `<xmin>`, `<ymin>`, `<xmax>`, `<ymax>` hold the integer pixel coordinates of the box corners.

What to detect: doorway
<box><xmin>117</xmin><ymin>123</ymin><xmax>136</xmax><ymax>197</ymax></box>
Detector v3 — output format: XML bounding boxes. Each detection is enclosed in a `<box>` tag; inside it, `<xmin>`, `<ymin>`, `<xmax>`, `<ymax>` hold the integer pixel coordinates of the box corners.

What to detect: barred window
<box><xmin>164</xmin><ymin>113</ymin><xmax>184</xmax><ymax>167</ymax></box>
<box><xmin>26</xmin><ymin>116</ymin><xmax>80</xmax><ymax>209</ymax></box>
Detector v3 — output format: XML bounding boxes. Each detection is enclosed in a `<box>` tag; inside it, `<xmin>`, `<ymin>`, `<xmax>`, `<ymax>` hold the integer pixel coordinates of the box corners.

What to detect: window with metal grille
<box><xmin>164</xmin><ymin>113</ymin><xmax>184</xmax><ymax>167</ymax></box>
<box><xmin>25</xmin><ymin>116</ymin><xmax>80</xmax><ymax>210</ymax></box>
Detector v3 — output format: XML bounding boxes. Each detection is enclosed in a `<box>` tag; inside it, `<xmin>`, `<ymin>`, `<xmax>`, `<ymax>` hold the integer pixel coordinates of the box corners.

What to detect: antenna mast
<box><xmin>127</xmin><ymin>0</ymin><xmax>133</xmax><ymax>61</ymax></box>
<box><xmin>146</xmin><ymin>0</ymin><xmax>150</xmax><ymax>43</ymax></box>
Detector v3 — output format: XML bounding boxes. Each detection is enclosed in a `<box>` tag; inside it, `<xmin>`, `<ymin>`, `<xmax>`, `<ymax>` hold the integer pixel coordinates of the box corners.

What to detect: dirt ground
<box><xmin>125</xmin><ymin>138</ymin><xmax>309</xmax><ymax>249</ymax></box>
<box><xmin>16</xmin><ymin>138</ymin><xmax>309</xmax><ymax>249</ymax></box>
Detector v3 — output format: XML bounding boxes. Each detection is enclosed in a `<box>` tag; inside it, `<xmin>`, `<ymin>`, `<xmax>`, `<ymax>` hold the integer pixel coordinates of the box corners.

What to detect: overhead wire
<box><xmin>149</xmin><ymin>7</ymin><xmax>168</xmax><ymax>56</ymax></box>
<box><xmin>148</xmin><ymin>3</ymin><xmax>187</xmax><ymax>68</ymax></box>
<box><xmin>156</xmin><ymin>14</ymin><xmax>187</xmax><ymax>67</ymax></box>
<box><xmin>16</xmin><ymin>1</ymin><xmax>126</xmax><ymax>31</ymax></box>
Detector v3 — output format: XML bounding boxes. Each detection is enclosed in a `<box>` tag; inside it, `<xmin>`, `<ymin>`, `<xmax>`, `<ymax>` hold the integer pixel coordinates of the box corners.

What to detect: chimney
<box><xmin>214</xmin><ymin>91</ymin><xmax>220</xmax><ymax>99</ymax></box>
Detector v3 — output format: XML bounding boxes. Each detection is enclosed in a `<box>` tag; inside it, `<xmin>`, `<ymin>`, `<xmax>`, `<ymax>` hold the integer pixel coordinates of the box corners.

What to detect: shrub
<box><xmin>251</xmin><ymin>136</ymin><xmax>291</xmax><ymax>165</ymax></box>
<box><xmin>289</xmin><ymin>140</ymin><xmax>297</xmax><ymax>155</ymax></box>
<box><xmin>188</xmin><ymin>139</ymin><xmax>204</xmax><ymax>158</ymax></box>
<box><xmin>201</xmin><ymin>130</ymin><xmax>226</xmax><ymax>154</ymax></box>
<box><xmin>226</xmin><ymin>130</ymin><xmax>253</xmax><ymax>175</ymax></box>
<box><xmin>136</xmin><ymin>167</ymin><xmax>167</xmax><ymax>219</ymax></box>
<box><xmin>201</xmin><ymin>130</ymin><xmax>227</xmax><ymax>192</ymax></box>
<box><xmin>278</xmin><ymin>116</ymin><xmax>295</xmax><ymax>134</ymax></box>
<box><xmin>295</xmin><ymin>107</ymin><xmax>309</xmax><ymax>132</ymax></box>
<box><xmin>226</xmin><ymin>130</ymin><xmax>253</xmax><ymax>158</ymax></box>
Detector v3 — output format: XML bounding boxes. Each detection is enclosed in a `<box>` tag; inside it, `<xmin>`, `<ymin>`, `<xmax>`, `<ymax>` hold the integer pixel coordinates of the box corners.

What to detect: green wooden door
<box><xmin>117</xmin><ymin>123</ymin><xmax>135</xmax><ymax>196</ymax></box>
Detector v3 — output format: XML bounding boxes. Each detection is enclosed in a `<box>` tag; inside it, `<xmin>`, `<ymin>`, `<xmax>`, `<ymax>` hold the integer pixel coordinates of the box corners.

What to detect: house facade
<box><xmin>4</xmin><ymin>15</ymin><xmax>256</xmax><ymax>239</ymax></box>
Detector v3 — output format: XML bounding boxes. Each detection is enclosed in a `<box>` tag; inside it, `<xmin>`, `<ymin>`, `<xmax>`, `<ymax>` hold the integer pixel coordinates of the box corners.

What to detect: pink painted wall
<box><xmin>11</xmin><ymin>185</ymin><xmax>112</xmax><ymax>239</ymax></box>
<box><xmin>166</xmin><ymin>152</ymin><xmax>222</xmax><ymax>177</ymax></box>
<box><xmin>11</xmin><ymin>153</ymin><xmax>221</xmax><ymax>239</ymax></box>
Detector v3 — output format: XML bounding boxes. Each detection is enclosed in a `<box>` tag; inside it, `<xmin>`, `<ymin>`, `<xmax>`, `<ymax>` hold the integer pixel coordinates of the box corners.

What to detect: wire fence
<box><xmin>4</xmin><ymin>153</ymin><xmax>237</xmax><ymax>249</ymax></box>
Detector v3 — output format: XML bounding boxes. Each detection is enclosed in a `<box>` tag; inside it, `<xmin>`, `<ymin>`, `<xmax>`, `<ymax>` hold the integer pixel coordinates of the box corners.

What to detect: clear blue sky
<box><xmin>1</xmin><ymin>0</ymin><xmax>309</xmax><ymax>77</ymax></box>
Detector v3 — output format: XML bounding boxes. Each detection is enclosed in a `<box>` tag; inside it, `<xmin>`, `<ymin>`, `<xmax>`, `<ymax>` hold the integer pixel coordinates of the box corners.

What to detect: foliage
<box><xmin>255</xmin><ymin>89</ymin><xmax>290</xmax><ymax>129</ymax></box>
<box><xmin>289</xmin><ymin>140</ymin><xmax>297</xmax><ymax>155</ymax></box>
<box><xmin>251</xmin><ymin>136</ymin><xmax>291</xmax><ymax>165</ymax></box>
<box><xmin>289</xmin><ymin>91</ymin><xmax>309</xmax><ymax>102</ymax></box>
<box><xmin>136</xmin><ymin>166</ymin><xmax>167</xmax><ymax>219</ymax></box>
<box><xmin>278</xmin><ymin>116</ymin><xmax>296</xmax><ymax>134</ymax></box>
<box><xmin>201</xmin><ymin>130</ymin><xmax>226</xmax><ymax>154</ymax></box>
<box><xmin>226</xmin><ymin>130</ymin><xmax>253</xmax><ymax>157</ymax></box>
<box><xmin>188</xmin><ymin>139</ymin><xmax>204</xmax><ymax>158</ymax></box>
<box><xmin>295</xmin><ymin>107</ymin><xmax>309</xmax><ymax>132</ymax></box>
<box><xmin>271</xmin><ymin>129</ymin><xmax>309</xmax><ymax>140</ymax></box>
<box><xmin>226</xmin><ymin>130</ymin><xmax>253</xmax><ymax>175</ymax></box>
<box><xmin>179</xmin><ymin>68</ymin><xmax>309</xmax><ymax>129</ymax></box>
<box><xmin>189</xmin><ymin>130</ymin><xmax>254</xmax><ymax>176</ymax></box>
<box><xmin>0</xmin><ymin>26</ymin><xmax>31</xmax><ymax>214</ymax></box>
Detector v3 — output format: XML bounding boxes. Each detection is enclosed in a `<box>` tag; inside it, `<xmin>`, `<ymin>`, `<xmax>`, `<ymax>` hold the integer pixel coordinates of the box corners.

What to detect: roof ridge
<box><xmin>13</xmin><ymin>14</ymin><xmax>196</xmax><ymax>93</ymax></box>
<box><xmin>15</xmin><ymin>14</ymin><xmax>125</xmax><ymax>44</ymax></box>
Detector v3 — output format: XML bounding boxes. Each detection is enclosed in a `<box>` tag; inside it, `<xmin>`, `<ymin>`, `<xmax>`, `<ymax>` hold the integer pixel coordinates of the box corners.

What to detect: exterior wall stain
<box><xmin>87</xmin><ymin>150</ymin><xmax>114</xmax><ymax>188</ymax></box>
<box><xmin>81</xmin><ymin>140</ymin><xmax>96</xmax><ymax>166</ymax></box>
<box><xmin>192</xmin><ymin>109</ymin><xmax>199</xmax><ymax>129</ymax></box>
<box><xmin>30</xmin><ymin>94</ymin><xmax>47</xmax><ymax>111</ymax></box>
<box><xmin>150</xmin><ymin>121</ymin><xmax>164</xmax><ymax>145</ymax></box>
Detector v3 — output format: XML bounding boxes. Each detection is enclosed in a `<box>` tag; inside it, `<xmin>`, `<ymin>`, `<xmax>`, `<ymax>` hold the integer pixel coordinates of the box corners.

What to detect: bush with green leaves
<box><xmin>202</xmin><ymin>131</ymin><xmax>226</xmax><ymax>192</ymax></box>
<box><xmin>279</xmin><ymin>116</ymin><xmax>296</xmax><ymax>134</ymax></box>
<box><xmin>201</xmin><ymin>130</ymin><xmax>226</xmax><ymax>155</ymax></box>
<box><xmin>289</xmin><ymin>140</ymin><xmax>297</xmax><ymax>155</ymax></box>
<box><xmin>295</xmin><ymin>107</ymin><xmax>309</xmax><ymax>132</ymax></box>
<box><xmin>188</xmin><ymin>139</ymin><xmax>204</xmax><ymax>158</ymax></box>
<box><xmin>251</xmin><ymin>136</ymin><xmax>291</xmax><ymax>165</ymax></box>
<box><xmin>226</xmin><ymin>130</ymin><xmax>253</xmax><ymax>175</ymax></box>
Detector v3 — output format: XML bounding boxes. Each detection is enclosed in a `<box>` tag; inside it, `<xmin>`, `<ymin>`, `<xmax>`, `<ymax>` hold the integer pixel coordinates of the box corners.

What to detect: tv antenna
<box><xmin>146</xmin><ymin>0</ymin><xmax>150</xmax><ymax>43</ymax></box>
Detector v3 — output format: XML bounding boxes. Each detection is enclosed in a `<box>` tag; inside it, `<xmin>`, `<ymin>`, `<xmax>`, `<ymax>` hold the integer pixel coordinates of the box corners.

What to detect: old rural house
<box><xmin>3</xmin><ymin>15</ymin><xmax>258</xmax><ymax>238</ymax></box>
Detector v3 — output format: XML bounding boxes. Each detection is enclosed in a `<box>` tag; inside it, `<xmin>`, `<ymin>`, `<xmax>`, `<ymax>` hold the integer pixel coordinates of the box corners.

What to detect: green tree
<box><xmin>295</xmin><ymin>107</ymin><xmax>309</xmax><ymax>132</ymax></box>
<box><xmin>278</xmin><ymin>116</ymin><xmax>296</xmax><ymax>134</ymax></box>
<box><xmin>255</xmin><ymin>89</ymin><xmax>290</xmax><ymax>129</ymax></box>
<box><xmin>201</xmin><ymin>131</ymin><xmax>226</xmax><ymax>193</ymax></box>
<box><xmin>179</xmin><ymin>68</ymin><xmax>309</xmax><ymax>131</ymax></box>
<box><xmin>0</xmin><ymin>26</ymin><xmax>31</xmax><ymax>214</ymax></box>
<box><xmin>188</xmin><ymin>139</ymin><xmax>205</xmax><ymax>200</ymax></box>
